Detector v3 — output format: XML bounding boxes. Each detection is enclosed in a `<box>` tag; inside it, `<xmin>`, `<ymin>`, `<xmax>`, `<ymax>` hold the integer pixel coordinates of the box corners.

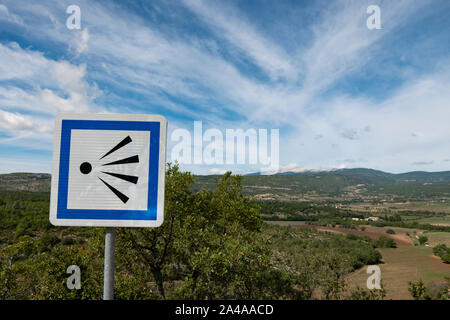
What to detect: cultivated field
<box><xmin>347</xmin><ymin>246</ymin><xmax>450</xmax><ymax>299</ymax></box>
<box><xmin>272</xmin><ymin>221</ymin><xmax>450</xmax><ymax>299</ymax></box>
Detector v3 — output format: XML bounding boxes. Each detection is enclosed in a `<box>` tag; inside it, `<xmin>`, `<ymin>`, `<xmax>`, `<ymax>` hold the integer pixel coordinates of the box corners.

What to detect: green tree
<box><xmin>418</xmin><ymin>235</ymin><xmax>428</xmax><ymax>245</ymax></box>
<box><xmin>376</xmin><ymin>236</ymin><xmax>396</xmax><ymax>248</ymax></box>
<box><xmin>409</xmin><ymin>278</ymin><xmax>450</xmax><ymax>300</ymax></box>
<box><xmin>119</xmin><ymin>165</ymin><xmax>286</xmax><ymax>299</ymax></box>
<box><xmin>118</xmin><ymin>163</ymin><xmax>194</xmax><ymax>298</ymax></box>
<box><xmin>349</xmin><ymin>282</ymin><xmax>387</xmax><ymax>300</ymax></box>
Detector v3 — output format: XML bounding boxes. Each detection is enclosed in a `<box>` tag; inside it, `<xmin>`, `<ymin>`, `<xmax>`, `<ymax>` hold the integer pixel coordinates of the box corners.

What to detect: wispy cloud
<box><xmin>0</xmin><ymin>0</ymin><xmax>449</xmax><ymax>173</ymax></box>
<box><xmin>0</xmin><ymin>4</ymin><xmax>24</xmax><ymax>25</ymax></box>
<box><xmin>411</xmin><ymin>161</ymin><xmax>434</xmax><ymax>166</ymax></box>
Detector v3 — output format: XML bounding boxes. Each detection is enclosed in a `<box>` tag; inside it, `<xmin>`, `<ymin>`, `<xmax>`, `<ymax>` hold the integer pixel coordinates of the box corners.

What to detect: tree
<box><xmin>376</xmin><ymin>236</ymin><xmax>396</xmax><ymax>248</ymax></box>
<box><xmin>409</xmin><ymin>278</ymin><xmax>450</xmax><ymax>300</ymax></box>
<box><xmin>349</xmin><ymin>282</ymin><xmax>387</xmax><ymax>300</ymax></box>
<box><xmin>418</xmin><ymin>235</ymin><xmax>428</xmax><ymax>245</ymax></box>
<box><xmin>118</xmin><ymin>165</ymin><xmax>284</xmax><ymax>299</ymax></box>
<box><xmin>118</xmin><ymin>163</ymin><xmax>194</xmax><ymax>298</ymax></box>
<box><xmin>408</xmin><ymin>279</ymin><xmax>428</xmax><ymax>299</ymax></box>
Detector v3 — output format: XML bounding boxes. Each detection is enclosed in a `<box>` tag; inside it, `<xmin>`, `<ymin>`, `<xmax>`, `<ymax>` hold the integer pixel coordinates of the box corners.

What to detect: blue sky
<box><xmin>0</xmin><ymin>0</ymin><xmax>449</xmax><ymax>174</ymax></box>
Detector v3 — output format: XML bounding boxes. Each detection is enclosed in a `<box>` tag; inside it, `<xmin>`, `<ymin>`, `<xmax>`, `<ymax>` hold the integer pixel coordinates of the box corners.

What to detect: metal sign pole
<box><xmin>103</xmin><ymin>227</ymin><xmax>116</xmax><ymax>300</ymax></box>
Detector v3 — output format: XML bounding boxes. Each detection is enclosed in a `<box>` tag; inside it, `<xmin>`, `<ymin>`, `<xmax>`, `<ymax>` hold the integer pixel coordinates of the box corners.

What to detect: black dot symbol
<box><xmin>80</xmin><ymin>162</ymin><xmax>92</xmax><ymax>175</ymax></box>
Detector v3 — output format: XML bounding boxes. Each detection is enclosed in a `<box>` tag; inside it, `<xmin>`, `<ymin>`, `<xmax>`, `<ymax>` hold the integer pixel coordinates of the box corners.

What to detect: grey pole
<box><xmin>103</xmin><ymin>227</ymin><xmax>116</xmax><ymax>300</ymax></box>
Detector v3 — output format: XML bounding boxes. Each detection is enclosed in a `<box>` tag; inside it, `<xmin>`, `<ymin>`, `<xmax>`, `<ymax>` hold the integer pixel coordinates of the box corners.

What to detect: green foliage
<box><xmin>0</xmin><ymin>165</ymin><xmax>390</xmax><ymax>300</ymax></box>
<box><xmin>373</xmin><ymin>221</ymin><xmax>386</xmax><ymax>227</ymax></box>
<box><xmin>37</xmin><ymin>233</ymin><xmax>60</xmax><ymax>252</ymax></box>
<box><xmin>408</xmin><ymin>278</ymin><xmax>450</xmax><ymax>300</ymax></box>
<box><xmin>119</xmin><ymin>166</ymin><xmax>282</xmax><ymax>299</ymax></box>
<box><xmin>264</xmin><ymin>225</ymin><xmax>382</xmax><ymax>299</ymax></box>
<box><xmin>418</xmin><ymin>235</ymin><xmax>428</xmax><ymax>245</ymax></box>
<box><xmin>348</xmin><ymin>283</ymin><xmax>387</xmax><ymax>300</ymax></box>
<box><xmin>432</xmin><ymin>244</ymin><xmax>450</xmax><ymax>263</ymax></box>
<box><xmin>375</xmin><ymin>236</ymin><xmax>397</xmax><ymax>248</ymax></box>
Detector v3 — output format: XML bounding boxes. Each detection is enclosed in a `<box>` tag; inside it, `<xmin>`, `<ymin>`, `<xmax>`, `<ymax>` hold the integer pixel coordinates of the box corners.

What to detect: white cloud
<box><xmin>180</xmin><ymin>0</ymin><xmax>296</xmax><ymax>80</ymax></box>
<box><xmin>0</xmin><ymin>42</ymin><xmax>98</xmax><ymax>115</ymax></box>
<box><xmin>0</xmin><ymin>0</ymin><xmax>449</xmax><ymax>174</ymax></box>
<box><xmin>73</xmin><ymin>27</ymin><xmax>89</xmax><ymax>55</ymax></box>
<box><xmin>209</xmin><ymin>168</ymin><xmax>227</xmax><ymax>175</ymax></box>
<box><xmin>0</xmin><ymin>109</ymin><xmax>50</xmax><ymax>133</ymax></box>
<box><xmin>0</xmin><ymin>4</ymin><xmax>24</xmax><ymax>25</ymax></box>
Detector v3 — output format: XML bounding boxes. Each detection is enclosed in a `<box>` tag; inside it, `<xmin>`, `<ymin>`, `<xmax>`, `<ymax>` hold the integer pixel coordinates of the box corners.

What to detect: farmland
<box><xmin>1</xmin><ymin>169</ymin><xmax>449</xmax><ymax>299</ymax></box>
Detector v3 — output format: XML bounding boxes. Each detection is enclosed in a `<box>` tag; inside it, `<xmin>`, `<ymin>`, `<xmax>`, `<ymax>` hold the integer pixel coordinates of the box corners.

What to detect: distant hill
<box><xmin>0</xmin><ymin>173</ymin><xmax>51</xmax><ymax>192</ymax></box>
<box><xmin>193</xmin><ymin>168</ymin><xmax>450</xmax><ymax>200</ymax></box>
<box><xmin>1</xmin><ymin>168</ymin><xmax>450</xmax><ymax>200</ymax></box>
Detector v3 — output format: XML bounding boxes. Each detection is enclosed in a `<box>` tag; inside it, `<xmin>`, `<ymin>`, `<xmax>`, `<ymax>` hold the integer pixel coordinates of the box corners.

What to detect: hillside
<box><xmin>193</xmin><ymin>168</ymin><xmax>450</xmax><ymax>201</ymax></box>
<box><xmin>2</xmin><ymin>168</ymin><xmax>450</xmax><ymax>201</ymax></box>
<box><xmin>0</xmin><ymin>173</ymin><xmax>51</xmax><ymax>192</ymax></box>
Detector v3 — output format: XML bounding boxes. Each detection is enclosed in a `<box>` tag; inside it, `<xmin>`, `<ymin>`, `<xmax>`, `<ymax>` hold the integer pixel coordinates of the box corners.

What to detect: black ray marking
<box><xmin>102</xmin><ymin>155</ymin><xmax>139</xmax><ymax>166</ymax></box>
<box><xmin>98</xmin><ymin>177</ymin><xmax>129</xmax><ymax>203</ymax></box>
<box><xmin>101</xmin><ymin>171</ymin><xmax>138</xmax><ymax>184</ymax></box>
<box><xmin>100</xmin><ymin>136</ymin><xmax>132</xmax><ymax>160</ymax></box>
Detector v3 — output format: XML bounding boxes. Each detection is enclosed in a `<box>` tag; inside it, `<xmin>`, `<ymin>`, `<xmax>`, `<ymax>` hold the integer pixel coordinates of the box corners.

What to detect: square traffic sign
<box><xmin>50</xmin><ymin>114</ymin><xmax>167</xmax><ymax>227</ymax></box>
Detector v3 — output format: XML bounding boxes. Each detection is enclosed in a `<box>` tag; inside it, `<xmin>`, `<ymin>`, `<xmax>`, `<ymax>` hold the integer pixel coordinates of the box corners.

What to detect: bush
<box><xmin>432</xmin><ymin>244</ymin><xmax>449</xmax><ymax>257</ymax></box>
<box><xmin>61</xmin><ymin>237</ymin><xmax>75</xmax><ymax>245</ymax></box>
<box><xmin>418</xmin><ymin>236</ymin><xmax>428</xmax><ymax>245</ymax></box>
<box><xmin>409</xmin><ymin>278</ymin><xmax>450</xmax><ymax>300</ymax></box>
<box><xmin>376</xmin><ymin>236</ymin><xmax>396</xmax><ymax>248</ymax></box>
<box><xmin>349</xmin><ymin>284</ymin><xmax>386</xmax><ymax>300</ymax></box>
<box><xmin>346</xmin><ymin>234</ymin><xmax>358</xmax><ymax>240</ymax></box>
<box><xmin>37</xmin><ymin>233</ymin><xmax>60</xmax><ymax>252</ymax></box>
<box><xmin>15</xmin><ymin>220</ymin><xmax>32</xmax><ymax>238</ymax></box>
<box><xmin>386</xmin><ymin>229</ymin><xmax>395</xmax><ymax>234</ymax></box>
<box><xmin>442</xmin><ymin>253</ymin><xmax>450</xmax><ymax>264</ymax></box>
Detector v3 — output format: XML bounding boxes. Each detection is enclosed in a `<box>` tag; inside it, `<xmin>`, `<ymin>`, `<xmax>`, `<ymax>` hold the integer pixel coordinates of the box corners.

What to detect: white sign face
<box><xmin>50</xmin><ymin>114</ymin><xmax>167</xmax><ymax>227</ymax></box>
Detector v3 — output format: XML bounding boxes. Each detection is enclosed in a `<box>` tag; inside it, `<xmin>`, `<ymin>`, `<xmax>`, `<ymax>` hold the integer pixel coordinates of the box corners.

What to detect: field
<box><xmin>344</xmin><ymin>200</ymin><xmax>450</xmax><ymax>215</ymax></box>
<box><xmin>1</xmin><ymin>171</ymin><xmax>450</xmax><ymax>300</ymax></box>
<box><xmin>416</xmin><ymin>216</ymin><xmax>450</xmax><ymax>226</ymax></box>
<box><xmin>265</xmin><ymin>220</ymin><xmax>307</xmax><ymax>227</ymax></box>
<box><xmin>275</xmin><ymin>222</ymin><xmax>450</xmax><ymax>299</ymax></box>
<box><xmin>425</xmin><ymin>232</ymin><xmax>450</xmax><ymax>246</ymax></box>
<box><xmin>347</xmin><ymin>246</ymin><xmax>450</xmax><ymax>299</ymax></box>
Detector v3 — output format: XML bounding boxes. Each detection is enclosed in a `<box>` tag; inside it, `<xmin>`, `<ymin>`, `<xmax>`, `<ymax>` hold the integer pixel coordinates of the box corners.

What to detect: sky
<box><xmin>0</xmin><ymin>0</ymin><xmax>449</xmax><ymax>175</ymax></box>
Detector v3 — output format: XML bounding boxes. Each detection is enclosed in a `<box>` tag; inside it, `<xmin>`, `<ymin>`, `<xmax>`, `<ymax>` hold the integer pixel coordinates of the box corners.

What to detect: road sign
<box><xmin>50</xmin><ymin>113</ymin><xmax>167</xmax><ymax>227</ymax></box>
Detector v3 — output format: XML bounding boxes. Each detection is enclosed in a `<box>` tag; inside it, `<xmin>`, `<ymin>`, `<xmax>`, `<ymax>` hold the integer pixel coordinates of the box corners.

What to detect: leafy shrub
<box><xmin>15</xmin><ymin>220</ymin><xmax>32</xmax><ymax>238</ymax></box>
<box><xmin>433</xmin><ymin>244</ymin><xmax>450</xmax><ymax>263</ymax></box>
<box><xmin>432</xmin><ymin>244</ymin><xmax>449</xmax><ymax>257</ymax></box>
<box><xmin>376</xmin><ymin>236</ymin><xmax>396</xmax><ymax>248</ymax></box>
<box><xmin>37</xmin><ymin>233</ymin><xmax>60</xmax><ymax>252</ymax></box>
<box><xmin>62</xmin><ymin>237</ymin><xmax>75</xmax><ymax>245</ymax></box>
<box><xmin>346</xmin><ymin>234</ymin><xmax>358</xmax><ymax>240</ymax></box>
<box><xmin>418</xmin><ymin>235</ymin><xmax>428</xmax><ymax>245</ymax></box>
<box><xmin>409</xmin><ymin>278</ymin><xmax>450</xmax><ymax>300</ymax></box>
<box><xmin>441</xmin><ymin>253</ymin><xmax>450</xmax><ymax>264</ymax></box>
<box><xmin>349</xmin><ymin>284</ymin><xmax>386</xmax><ymax>300</ymax></box>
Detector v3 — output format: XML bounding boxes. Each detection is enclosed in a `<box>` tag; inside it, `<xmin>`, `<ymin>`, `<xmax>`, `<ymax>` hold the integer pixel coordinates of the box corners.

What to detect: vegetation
<box><xmin>375</xmin><ymin>236</ymin><xmax>397</xmax><ymax>248</ymax></box>
<box><xmin>0</xmin><ymin>165</ymin><xmax>389</xmax><ymax>300</ymax></box>
<box><xmin>408</xmin><ymin>278</ymin><xmax>450</xmax><ymax>300</ymax></box>
<box><xmin>433</xmin><ymin>244</ymin><xmax>450</xmax><ymax>263</ymax></box>
<box><xmin>418</xmin><ymin>235</ymin><xmax>428</xmax><ymax>245</ymax></box>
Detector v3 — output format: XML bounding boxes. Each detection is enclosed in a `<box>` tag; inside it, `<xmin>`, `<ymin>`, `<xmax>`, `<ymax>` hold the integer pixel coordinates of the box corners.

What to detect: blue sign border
<box><xmin>57</xmin><ymin>119</ymin><xmax>160</xmax><ymax>220</ymax></box>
